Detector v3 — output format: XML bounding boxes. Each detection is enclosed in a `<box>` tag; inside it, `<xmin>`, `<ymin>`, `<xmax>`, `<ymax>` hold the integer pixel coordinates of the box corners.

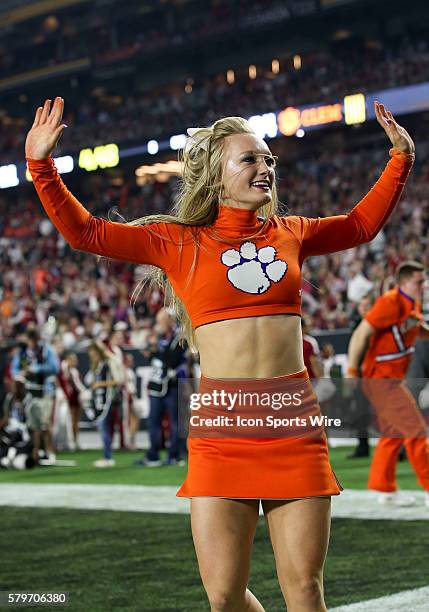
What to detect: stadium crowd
<box><xmin>0</xmin><ymin>0</ymin><xmax>321</xmax><ymax>80</ymax></box>
<box><xmin>1</xmin><ymin>137</ymin><xmax>428</xmax><ymax>347</ymax></box>
<box><xmin>2</xmin><ymin>32</ymin><xmax>429</xmax><ymax>159</ymax></box>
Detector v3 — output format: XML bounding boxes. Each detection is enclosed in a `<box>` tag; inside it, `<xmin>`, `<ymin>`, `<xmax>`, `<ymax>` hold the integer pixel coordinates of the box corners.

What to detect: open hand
<box><xmin>374</xmin><ymin>101</ymin><xmax>415</xmax><ymax>155</ymax></box>
<box><xmin>25</xmin><ymin>97</ymin><xmax>67</xmax><ymax>160</ymax></box>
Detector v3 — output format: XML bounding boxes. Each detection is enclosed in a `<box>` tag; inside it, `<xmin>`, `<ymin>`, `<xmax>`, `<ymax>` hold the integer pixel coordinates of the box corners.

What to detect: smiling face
<box><xmin>220</xmin><ymin>133</ymin><xmax>276</xmax><ymax>210</ymax></box>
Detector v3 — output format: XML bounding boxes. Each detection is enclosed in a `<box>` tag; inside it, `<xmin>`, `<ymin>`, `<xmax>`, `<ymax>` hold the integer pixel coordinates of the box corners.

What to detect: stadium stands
<box><xmin>1</xmin><ymin>0</ymin><xmax>428</xmax><ymax>343</ymax></box>
<box><xmin>1</xmin><ymin>136</ymin><xmax>428</xmax><ymax>344</ymax></box>
<box><xmin>2</xmin><ymin>33</ymin><xmax>429</xmax><ymax>157</ymax></box>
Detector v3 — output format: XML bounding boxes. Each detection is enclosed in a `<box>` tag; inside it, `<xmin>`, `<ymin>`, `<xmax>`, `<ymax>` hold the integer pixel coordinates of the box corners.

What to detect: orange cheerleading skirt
<box><xmin>176</xmin><ymin>368</ymin><xmax>342</xmax><ymax>499</ymax></box>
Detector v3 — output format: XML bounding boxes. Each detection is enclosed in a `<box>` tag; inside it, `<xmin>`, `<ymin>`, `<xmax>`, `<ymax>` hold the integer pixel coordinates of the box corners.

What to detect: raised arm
<box><xmin>25</xmin><ymin>98</ymin><xmax>179</xmax><ymax>271</ymax></box>
<box><xmin>298</xmin><ymin>102</ymin><xmax>415</xmax><ymax>259</ymax></box>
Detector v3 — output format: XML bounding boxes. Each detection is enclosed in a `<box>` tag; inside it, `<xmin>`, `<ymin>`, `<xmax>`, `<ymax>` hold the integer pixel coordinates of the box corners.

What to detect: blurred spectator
<box><xmin>136</xmin><ymin>308</ymin><xmax>187</xmax><ymax>467</ymax></box>
<box><xmin>347</xmin><ymin>262</ymin><xmax>374</xmax><ymax>303</ymax></box>
<box><xmin>106</xmin><ymin>325</ymin><xmax>128</xmax><ymax>449</ymax></box>
<box><xmin>86</xmin><ymin>341</ymin><xmax>123</xmax><ymax>468</ymax></box>
<box><xmin>58</xmin><ymin>351</ymin><xmax>86</xmax><ymax>450</ymax></box>
<box><xmin>124</xmin><ymin>352</ymin><xmax>139</xmax><ymax>450</ymax></box>
<box><xmin>10</xmin><ymin>328</ymin><xmax>59</xmax><ymax>464</ymax></box>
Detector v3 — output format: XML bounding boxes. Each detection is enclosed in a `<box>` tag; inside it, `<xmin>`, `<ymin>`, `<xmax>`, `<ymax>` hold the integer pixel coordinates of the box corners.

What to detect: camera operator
<box><xmin>11</xmin><ymin>328</ymin><xmax>59</xmax><ymax>464</ymax></box>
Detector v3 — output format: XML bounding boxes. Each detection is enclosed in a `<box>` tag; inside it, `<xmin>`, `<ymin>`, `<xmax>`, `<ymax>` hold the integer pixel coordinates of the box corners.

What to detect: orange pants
<box><xmin>368</xmin><ymin>437</ymin><xmax>429</xmax><ymax>492</ymax></box>
<box><xmin>363</xmin><ymin>378</ymin><xmax>429</xmax><ymax>492</ymax></box>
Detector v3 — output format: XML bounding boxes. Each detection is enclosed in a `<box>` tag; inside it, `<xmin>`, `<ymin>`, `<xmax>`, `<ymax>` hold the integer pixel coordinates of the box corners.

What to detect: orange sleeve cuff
<box><xmin>388</xmin><ymin>147</ymin><xmax>415</xmax><ymax>165</ymax></box>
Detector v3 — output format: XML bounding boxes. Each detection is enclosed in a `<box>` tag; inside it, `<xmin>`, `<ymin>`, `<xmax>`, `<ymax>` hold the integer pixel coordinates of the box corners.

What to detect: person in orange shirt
<box><xmin>25</xmin><ymin>97</ymin><xmax>414</xmax><ymax>612</ymax></box>
<box><xmin>347</xmin><ymin>261</ymin><xmax>429</xmax><ymax>508</ymax></box>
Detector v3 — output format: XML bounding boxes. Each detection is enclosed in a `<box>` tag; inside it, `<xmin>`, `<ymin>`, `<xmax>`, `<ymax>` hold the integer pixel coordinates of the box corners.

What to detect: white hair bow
<box><xmin>186</xmin><ymin>127</ymin><xmax>210</xmax><ymax>152</ymax></box>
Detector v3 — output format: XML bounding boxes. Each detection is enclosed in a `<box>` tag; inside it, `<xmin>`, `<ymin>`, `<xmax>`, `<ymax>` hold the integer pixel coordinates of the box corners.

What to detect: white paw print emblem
<box><xmin>221</xmin><ymin>242</ymin><xmax>288</xmax><ymax>294</ymax></box>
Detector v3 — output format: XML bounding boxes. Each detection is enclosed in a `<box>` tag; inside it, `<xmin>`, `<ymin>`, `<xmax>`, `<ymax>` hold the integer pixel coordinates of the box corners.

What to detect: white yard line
<box><xmin>0</xmin><ymin>485</ymin><xmax>428</xmax><ymax>519</ymax></box>
<box><xmin>0</xmin><ymin>483</ymin><xmax>190</xmax><ymax>513</ymax></box>
<box><xmin>331</xmin><ymin>488</ymin><xmax>429</xmax><ymax>520</ymax></box>
<box><xmin>331</xmin><ymin>585</ymin><xmax>429</xmax><ymax>611</ymax></box>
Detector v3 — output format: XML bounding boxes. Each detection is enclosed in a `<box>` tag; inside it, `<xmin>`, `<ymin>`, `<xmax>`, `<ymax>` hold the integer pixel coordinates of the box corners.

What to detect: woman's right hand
<box><xmin>374</xmin><ymin>100</ymin><xmax>415</xmax><ymax>155</ymax></box>
<box><xmin>25</xmin><ymin>97</ymin><xmax>67</xmax><ymax>160</ymax></box>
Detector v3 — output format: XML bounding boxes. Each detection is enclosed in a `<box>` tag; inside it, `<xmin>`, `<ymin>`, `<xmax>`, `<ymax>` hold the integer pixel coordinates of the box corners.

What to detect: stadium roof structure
<box><xmin>0</xmin><ymin>0</ymin><xmax>90</xmax><ymax>26</ymax></box>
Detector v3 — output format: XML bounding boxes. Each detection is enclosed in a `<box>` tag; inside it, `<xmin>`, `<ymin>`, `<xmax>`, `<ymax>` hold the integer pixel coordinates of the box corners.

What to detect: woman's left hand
<box><xmin>375</xmin><ymin>101</ymin><xmax>415</xmax><ymax>155</ymax></box>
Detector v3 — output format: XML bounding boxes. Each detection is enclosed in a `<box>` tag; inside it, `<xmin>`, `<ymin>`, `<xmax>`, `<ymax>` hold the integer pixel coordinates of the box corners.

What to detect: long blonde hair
<box><xmin>128</xmin><ymin>117</ymin><xmax>281</xmax><ymax>351</ymax></box>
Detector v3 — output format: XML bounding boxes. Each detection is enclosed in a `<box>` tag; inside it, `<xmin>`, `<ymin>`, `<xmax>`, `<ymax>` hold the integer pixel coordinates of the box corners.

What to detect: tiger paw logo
<box><xmin>221</xmin><ymin>242</ymin><xmax>288</xmax><ymax>294</ymax></box>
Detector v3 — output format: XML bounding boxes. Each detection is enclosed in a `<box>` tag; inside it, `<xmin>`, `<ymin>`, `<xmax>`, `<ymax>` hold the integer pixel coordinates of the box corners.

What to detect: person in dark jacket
<box><xmin>138</xmin><ymin>308</ymin><xmax>187</xmax><ymax>466</ymax></box>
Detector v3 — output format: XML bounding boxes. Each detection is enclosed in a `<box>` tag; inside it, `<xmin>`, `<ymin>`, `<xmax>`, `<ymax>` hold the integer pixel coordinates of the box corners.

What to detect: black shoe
<box><xmin>133</xmin><ymin>458</ymin><xmax>163</xmax><ymax>467</ymax></box>
<box><xmin>398</xmin><ymin>447</ymin><xmax>407</xmax><ymax>462</ymax></box>
<box><xmin>347</xmin><ymin>447</ymin><xmax>370</xmax><ymax>459</ymax></box>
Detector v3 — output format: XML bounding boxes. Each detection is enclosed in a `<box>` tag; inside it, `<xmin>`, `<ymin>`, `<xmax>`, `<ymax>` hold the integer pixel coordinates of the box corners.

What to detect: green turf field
<box><xmin>1</xmin><ymin>507</ymin><xmax>428</xmax><ymax>611</ymax></box>
<box><xmin>0</xmin><ymin>447</ymin><xmax>426</xmax><ymax>610</ymax></box>
<box><xmin>0</xmin><ymin>447</ymin><xmax>421</xmax><ymax>490</ymax></box>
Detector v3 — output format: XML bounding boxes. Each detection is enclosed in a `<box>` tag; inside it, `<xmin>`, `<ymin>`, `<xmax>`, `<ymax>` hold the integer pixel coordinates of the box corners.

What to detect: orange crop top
<box><xmin>27</xmin><ymin>148</ymin><xmax>414</xmax><ymax>329</ymax></box>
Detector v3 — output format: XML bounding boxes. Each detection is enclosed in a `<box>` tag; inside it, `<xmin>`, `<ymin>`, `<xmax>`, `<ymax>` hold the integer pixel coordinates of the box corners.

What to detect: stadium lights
<box><xmin>227</xmin><ymin>69</ymin><xmax>235</xmax><ymax>84</ymax></box>
<box><xmin>278</xmin><ymin>103</ymin><xmax>343</xmax><ymax>136</ymax></box>
<box><xmin>147</xmin><ymin>140</ymin><xmax>159</xmax><ymax>155</ymax></box>
<box><xmin>54</xmin><ymin>155</ymin><xmax>74</xmax><ymax>174</ymax></box>
<box><xmin>8</xmin><ymin>82</ymin><xmax>425</xmax><ymax>191</ymax></box>
<box><xmin>301</xmin><ymin>104</ymin><xmax>342</xmax><ymax>126</ymax></box>
<box><xmin>248</xmin><ymin>113</ymin><xmax>278</xmax><ymax>139</ymax></box>
<box><xmin>249</xmin><ymin>65</ymin><xmax>257</xmax><ymax>80</ymax></box>
<box><xmin>333</xmin><ymin>29</ymin><xmax>352</xmax><ymax>41</ymax></box>
<box><xmin>344</xmin><ymin>93</ymin><xmax>366</xmax><ymax>125</ymax></box>
<box><xmin>135</xmin><ymin>160</ymin><xmax>183</xmax><ymax>185</ymax></box>
<box><xmin>296</xmin><ymin>129</ymin><xmax>305</xmax><ymax>138</ymax></box>
<box><xmin>277</xmin><ymin>107</ymin><xmax>302</xmax><ymax>136</ymax></box>
<box><xmin>0</xmin><ymin>164</ymin><xmax>19</xmax><ymax>188</ymax></box>
<box><xmin>272</xmin><ymin>59</ymin><xmax>280</xmax><ymax>74</ymax></box>
<box><xmin>293</xmin><ymin>55</ymin><xmax>302</xmax><ymax>70</ymax></box>
<box><xmin>170</xmin><ymin>134</ymin><xmax>187</xmax><ymax>150</ymax></box>
<box><xmin>78</xmin><ymin>144</ymin><xmax>119</xmax><ymax>171</ymax></box>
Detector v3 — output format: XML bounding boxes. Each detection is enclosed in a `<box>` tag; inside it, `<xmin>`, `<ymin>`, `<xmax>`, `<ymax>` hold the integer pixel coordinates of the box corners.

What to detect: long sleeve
<box><xmin>27</xmin><ymin>157</ymin><xmax>181</xmax><ymax>272</ymax></box>
<box><xmin>295</xmin><ymin>148</ymin><xmax>414</xmax><ymax>260</ymax></box>
<box><xmin>29</xmin><ymin>345</ymin><xmax>59</xmax><ymax>376</ymax></box>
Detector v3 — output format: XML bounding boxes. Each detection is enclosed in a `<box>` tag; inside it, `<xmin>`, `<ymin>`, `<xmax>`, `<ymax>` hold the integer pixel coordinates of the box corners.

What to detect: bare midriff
<box><xmin>194</xmin><ymin>314</ymin><xmax>304</xmax><ymax>379</ymax></box>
